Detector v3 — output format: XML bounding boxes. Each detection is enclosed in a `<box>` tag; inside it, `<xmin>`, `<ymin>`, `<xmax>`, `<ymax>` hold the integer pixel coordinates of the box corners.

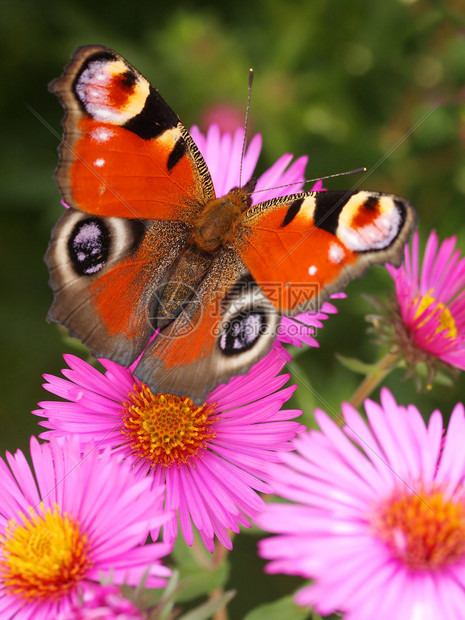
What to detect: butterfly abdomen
<box><xmin>151</xmin><ymin>246</ymin><xmax>213</xmax><ymax>330</ymax></box>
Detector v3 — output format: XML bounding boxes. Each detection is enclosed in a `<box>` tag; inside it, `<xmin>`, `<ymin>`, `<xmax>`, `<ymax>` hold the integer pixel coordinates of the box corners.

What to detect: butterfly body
<box><xmin>47</xmin><ymin>45</ymin><xmax>416</xmax><ymax>403</ymax></box>
<box><xmin>192</xmin><ymin>180</ymin><xmax>255</xmax><ymax>253</ymax></box>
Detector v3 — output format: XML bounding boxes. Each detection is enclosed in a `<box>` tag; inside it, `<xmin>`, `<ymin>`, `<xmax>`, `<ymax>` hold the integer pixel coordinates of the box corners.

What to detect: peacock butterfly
<box><xmin>46</xmin><ymin>45</ymin><xmax>416</xmax><ymax>403</ymax></box>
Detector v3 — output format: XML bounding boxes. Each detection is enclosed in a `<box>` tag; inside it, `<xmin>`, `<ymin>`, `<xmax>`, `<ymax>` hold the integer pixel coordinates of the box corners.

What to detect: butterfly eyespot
<box><xmin>219</xmin><ymin>310</ymin><xmax>269</xmax><ymax>356</ymax></box>
<box><xmin>67</xmin><ymin>217</ymin><xmax>110</xmax><ymax>276</ymax></box>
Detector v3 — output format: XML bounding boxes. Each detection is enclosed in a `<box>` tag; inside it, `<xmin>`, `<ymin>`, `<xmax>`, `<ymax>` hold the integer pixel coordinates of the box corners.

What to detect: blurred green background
<box><xmin>1</xmin><ymin>0</ymin><xmax>465</xmax><ymax>616</ymax></box>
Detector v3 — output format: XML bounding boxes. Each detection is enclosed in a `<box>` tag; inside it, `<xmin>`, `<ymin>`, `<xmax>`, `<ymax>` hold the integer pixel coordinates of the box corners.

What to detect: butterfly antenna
<box><xmin>303</xmin><ymin>167</ymin><xmax>367</xmax><ymax>187</ymax></box>
<box><xmin>252</xmin><ymin>166</ymin><xmax>367</xmax><ymax>196</ymax></box>
<box><xmin>239</xmin><ymin>68</ymin><xmax>254</xmax><ymax>188</ymax></box>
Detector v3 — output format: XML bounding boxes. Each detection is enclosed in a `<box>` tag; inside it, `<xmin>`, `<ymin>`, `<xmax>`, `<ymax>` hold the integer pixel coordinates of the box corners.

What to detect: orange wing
<box><xmin>237</xmin><ymin>190</ymin><xmax>416</xmax><ymax>314</ymax></box>
<box><xmin>50</xmin><ymin>45</ymin><xmax>214</xmax><ymax>221</ymax></box>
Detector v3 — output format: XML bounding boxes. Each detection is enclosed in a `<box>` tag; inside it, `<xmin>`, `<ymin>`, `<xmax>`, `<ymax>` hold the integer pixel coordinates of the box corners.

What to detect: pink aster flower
<box><xmin>62</xmin><ymin>583</ymin><xmax>145</xmax><ymax>620</ymax></box>
<box><xmin>0</xmin><ymin>436</ymin><xmax>171</xmax><ymax>619</ymax></box>
<box><xmin>385</xmin><ymin>230</ymin><xmax>465</xmax><ymax>378</ymax></box>
<box><xmin>257</xmin><ymin>388</ymin><xmax>465</xmax><ymax>620</ymax></box>
<box><xmin>35</xmin><ymin>343</ymin><xmax>304</xmax><ymax>552</ymax></box>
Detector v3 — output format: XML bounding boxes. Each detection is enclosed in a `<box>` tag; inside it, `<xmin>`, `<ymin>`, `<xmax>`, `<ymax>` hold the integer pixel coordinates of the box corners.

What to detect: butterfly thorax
<box><xmin>191</xmin><ymin>180</ymin><xmax>256</xmax><ymax>253</ymax></box>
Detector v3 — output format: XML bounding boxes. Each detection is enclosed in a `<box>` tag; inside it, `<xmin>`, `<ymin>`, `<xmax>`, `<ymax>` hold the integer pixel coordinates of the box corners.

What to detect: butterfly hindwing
<box><xmin>50</xmin><ymin>45</ymin><xmax>214</xmax><ymax>221</ymax></box>
<box><xmin>46</xmin><ymin>208</ymin><xmax>191</xmax><ymax>366</ymax></box>
<box><xmin>237</xmin><ymin>189</ymin><xmax>416</xmax><ymax>314</ymax></box>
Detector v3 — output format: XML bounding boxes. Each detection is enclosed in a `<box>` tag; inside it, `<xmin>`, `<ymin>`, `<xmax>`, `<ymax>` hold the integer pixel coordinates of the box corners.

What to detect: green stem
<box><xmin>349</xmin><ymin>350</ymin><xmax>401</xmax><ymax>410</ymax></box>
<box><xmin>211</xmin><ymin>536</ymin><xmax>234</xmax><ymax>620</ymax></box>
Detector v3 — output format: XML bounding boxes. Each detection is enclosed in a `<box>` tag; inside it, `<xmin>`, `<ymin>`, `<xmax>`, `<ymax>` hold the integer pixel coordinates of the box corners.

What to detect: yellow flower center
<box><xmin>414</xmin><ymin>290</ymin><xmax>457</xmax><ymax>339</ymax></box>
<box><xmin>121</xmin><ymin>384</ymin><xmax>217</xmax><ymax>467</ymax></box>
<box><xmin>0</xmin><ymin>504</ymin><xmax>92</xmax><ymax>601</ymax></box>
<box><xmin>373</xmin><ymin>487</ymin><xmax>465</xmax><ymax>570</ymax></box>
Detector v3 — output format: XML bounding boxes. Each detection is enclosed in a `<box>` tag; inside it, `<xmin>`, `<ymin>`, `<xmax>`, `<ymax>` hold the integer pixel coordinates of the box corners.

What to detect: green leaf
<box><xmin>433</xmin><ymin>372</ymin><xmax>454</xmax><ymax>387</ymax></box>
<box><xmin>175</xmin><ymin>561</ymin><xmax>230</xmax><ymax>602</ymax></box>
<box><xmin>170</xmin><ymin>535</ymin><xmax>231</xmax><ymax>603</ymax></box>
<box><xmin>335</xmin><ymin>354</ymin><xmax>383</xmax><ymax>376</ymax></box>
<box><xmin>177</xmin><ymin>590</ymin><xmax>236</xmax><ymax>620</ymax></box>
<box><xmin>286</xmin><ymin>359</ymin><xmax>318</xmax><ymax>416</ymax></box>
<box><xmin>243</xmin><ymin>595</ymin><xmax>312</xmax><ymax>620</ymax></box>
<box><xmin>171</xmin><ymin>534</ymin><xmax>210</xmax><ymax>571</ymax></box>
<box><xmin>413</xmin><ymin>361</ymin><xmax>455</xmax><ymax>387</ymax></box>
<box><xmin>145</xmin><ymin>571</ymin><xmax>184</xmax><ymax>619</ymax></box>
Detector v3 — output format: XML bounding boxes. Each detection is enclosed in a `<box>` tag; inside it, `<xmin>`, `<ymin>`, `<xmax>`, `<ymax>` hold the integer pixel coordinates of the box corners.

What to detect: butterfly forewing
<box><xmin>237</xmin><ymin>189</ymin><xmax>416</xmax><ymax>314</ymax></box>
<box><xmin>46</xmin><ymin>211</ymin><xmax>191</xmax><ymax>366</ymax></box>
<box><xmin>50</xmin><ymin>45</ymin><xmax>215</xmax><ymax>221</ymax></box>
